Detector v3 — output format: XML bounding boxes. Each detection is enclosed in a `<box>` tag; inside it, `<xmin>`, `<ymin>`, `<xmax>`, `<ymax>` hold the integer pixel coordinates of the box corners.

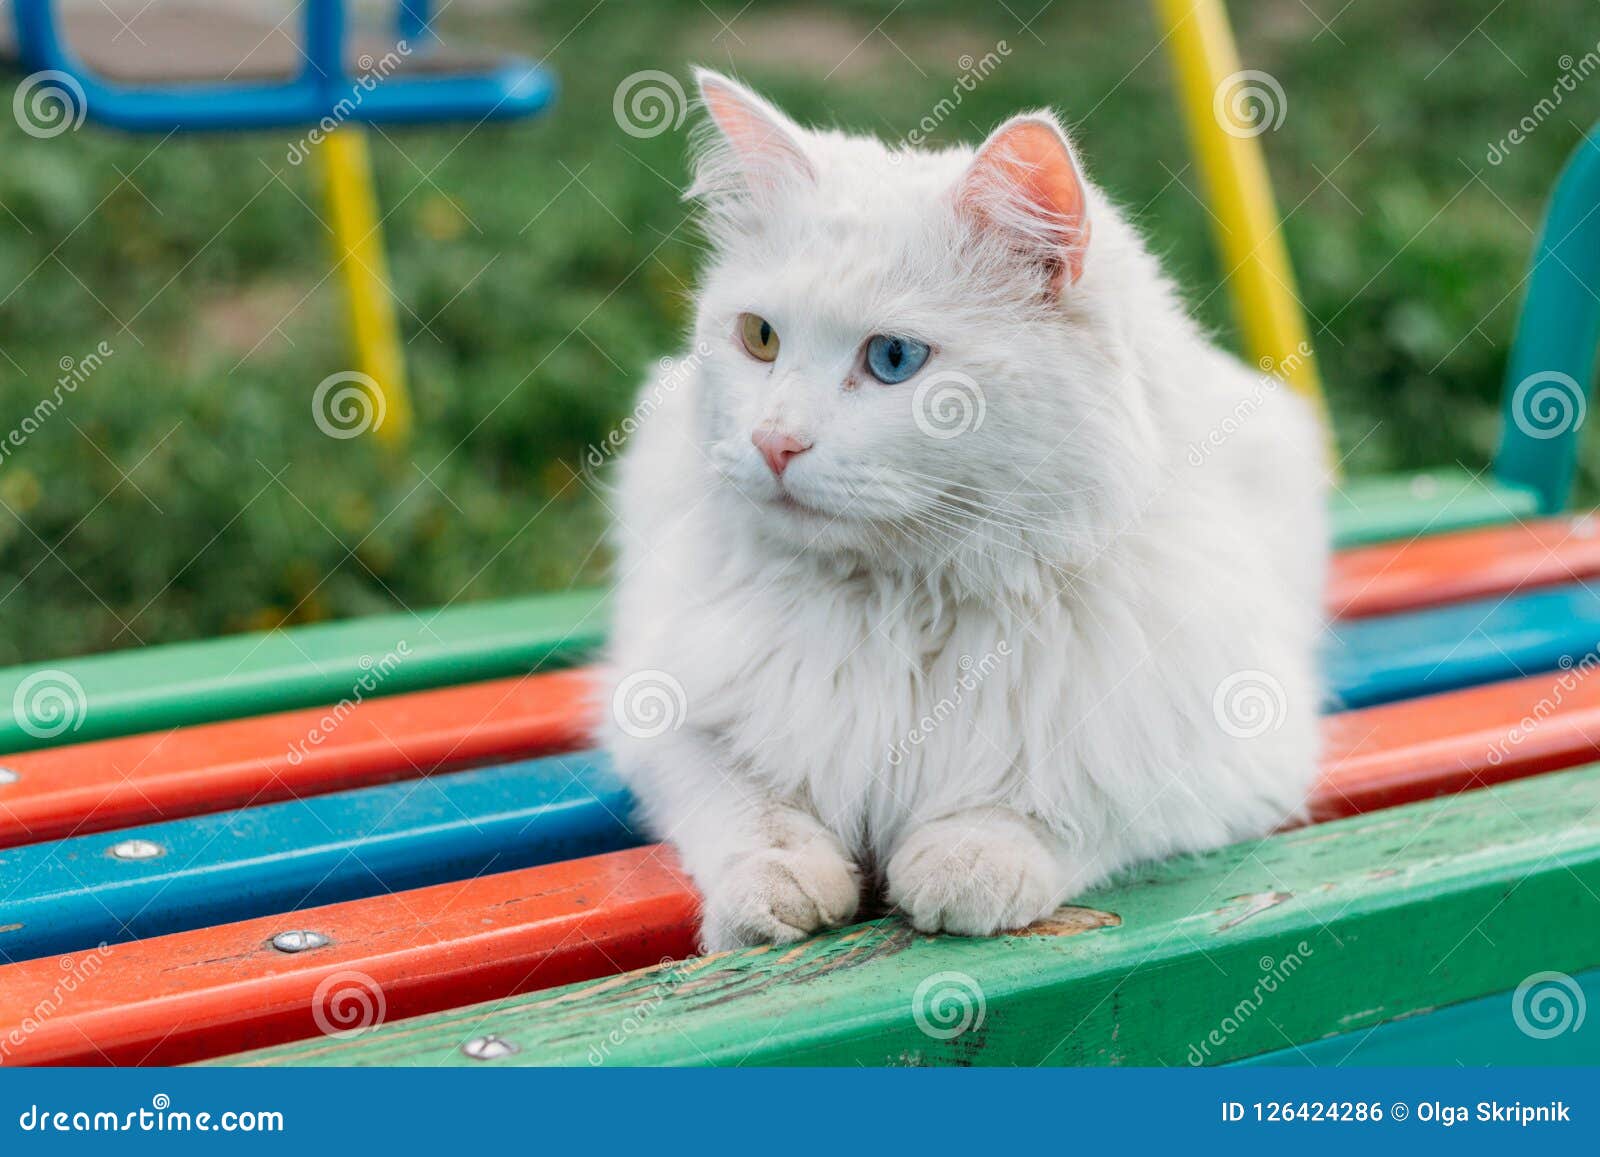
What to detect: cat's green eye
<box><xmin>739</xmin><ymin>313</ymin><xmax>780</xmax><ymax>363</ymax></box>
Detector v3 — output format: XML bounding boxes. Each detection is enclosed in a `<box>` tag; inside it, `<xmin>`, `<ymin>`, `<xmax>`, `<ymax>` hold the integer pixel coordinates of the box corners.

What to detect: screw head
<box><xmin>1409</xmin><ymin>474</ymin><xmax>1439</xmax><ymax>499</ymax></box>
<box><xmin>108</xmin><ymin>838</ymin><xmax>164</xmax><ymax>861</ymax></box>
<box><xmin>1573</xmin><ymin>514</ymin><xmax>1598</xmax><ymax>539</ymax></box>
<box><xmin>461</xmin><ymin>1034</ymin><xmax>520</xmax><ymax>1060</ymax></box>
<box><xmin>0</xmin><ymin>767</ymin><xmax>17</xmax><ymax>786</ymax></box>
<box><xmin>270</xmin><ymin>930</ymin><xmax>330</xmax><ymax>953</ymax></box>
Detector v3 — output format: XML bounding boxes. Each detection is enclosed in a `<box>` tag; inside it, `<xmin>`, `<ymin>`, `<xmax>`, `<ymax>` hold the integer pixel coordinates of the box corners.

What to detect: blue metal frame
<box><xmin>9</xmin><ymin>0</ymin><xmax>554</xmax><ymax>133</ymax></box>
<box><xmin>1494</xmin><ymin>125</ymin><xmax>1600</xmax><ymax>513</ymax></box>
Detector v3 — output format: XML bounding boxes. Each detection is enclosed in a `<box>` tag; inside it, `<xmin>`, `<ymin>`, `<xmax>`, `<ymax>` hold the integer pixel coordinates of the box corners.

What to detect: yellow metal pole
<box><xmin>1153</xmin><ymin>0</ymin><xmax>1334</xmax><ymax>454</ymax></box>
<box><xmin>316</xmin><ymin>125</ymin><xmax>412</xmax><ymax>447</ymax></box>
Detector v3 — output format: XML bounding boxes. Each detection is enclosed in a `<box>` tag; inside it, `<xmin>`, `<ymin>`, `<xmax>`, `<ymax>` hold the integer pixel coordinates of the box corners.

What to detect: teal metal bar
<box><xmin>1495</xmin><ymin>125</ymin><xmax>1600</xmax><ymax>512</ymax></box>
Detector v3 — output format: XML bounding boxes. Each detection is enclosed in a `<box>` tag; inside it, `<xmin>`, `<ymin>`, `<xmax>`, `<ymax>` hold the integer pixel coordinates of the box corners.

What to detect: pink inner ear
<box><xmin>701</xmin><ymin>79</ymin><xmax>814</xmax><ymax>187</ymax></box>
<box><xmin>966</xmin><ymin>120</ymin><xmax>1089</xmax><ymax>289</ymax></box>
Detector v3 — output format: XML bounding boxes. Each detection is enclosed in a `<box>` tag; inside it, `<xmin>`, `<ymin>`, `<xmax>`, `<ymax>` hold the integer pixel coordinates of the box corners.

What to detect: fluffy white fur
<box><xmin>601</xmin><ymin>70</ymin><xmax>1328</xmax><ymax>951</ymax></box>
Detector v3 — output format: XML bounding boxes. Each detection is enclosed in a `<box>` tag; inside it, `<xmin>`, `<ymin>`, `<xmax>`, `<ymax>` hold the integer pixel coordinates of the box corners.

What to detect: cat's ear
<box><xmin>689</xmin><ymin>68</ymin><xmax>815</xmax><ymax>201</ymax></box>
<box><xmin>958</xmin><ymin>113</ymin><xmax>1090</xmax><ymax>292</ymax></box>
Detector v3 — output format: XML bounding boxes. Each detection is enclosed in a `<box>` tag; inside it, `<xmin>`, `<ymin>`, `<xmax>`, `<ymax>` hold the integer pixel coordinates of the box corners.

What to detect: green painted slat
<box><xmin>213</xmin><ymin>762</ymin><xmax>1600</xmax><ymax>1068</ymax></box>
<box><xmin>1330</xmin><ymin>468</ymin><xmax>1539</xmax><ymax>548</ymax></box>
<box><xmin>0</xmin><ymin>590</ymin><xmax>606</xmax><ymax>754</ymax></box>
<box><xmin>1234</xmin><ymin>967</ymin><xmax>1600</xmax><ymax>1066</ymax></box>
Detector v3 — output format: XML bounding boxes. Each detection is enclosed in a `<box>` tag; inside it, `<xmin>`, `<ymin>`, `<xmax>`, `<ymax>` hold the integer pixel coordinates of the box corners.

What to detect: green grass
<box><xmin>0</xmin><ymin>0</ymin><xmax>1591</xmax><ymax>663</ymax></box>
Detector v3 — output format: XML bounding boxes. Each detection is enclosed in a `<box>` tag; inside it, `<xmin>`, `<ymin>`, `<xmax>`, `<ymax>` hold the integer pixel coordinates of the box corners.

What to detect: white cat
<box><xmin>601</xmin><ymin>69</ymin><xmax>1328</xmax><ymax>952</ymax></box>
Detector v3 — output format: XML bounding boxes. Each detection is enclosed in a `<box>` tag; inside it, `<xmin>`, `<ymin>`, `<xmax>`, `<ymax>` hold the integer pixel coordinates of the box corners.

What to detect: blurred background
<box><xmin>0</xmin><ymin>0</ymin><xmax>1590</xmax><ymax>663</ymax></box>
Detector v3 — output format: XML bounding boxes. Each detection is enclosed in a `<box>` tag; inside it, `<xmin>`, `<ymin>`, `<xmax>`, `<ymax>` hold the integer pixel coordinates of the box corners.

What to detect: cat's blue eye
<box><xmin>864</xmin><ymin>335</ymin><xmax>930</xmax><ymax>384</ymax></box>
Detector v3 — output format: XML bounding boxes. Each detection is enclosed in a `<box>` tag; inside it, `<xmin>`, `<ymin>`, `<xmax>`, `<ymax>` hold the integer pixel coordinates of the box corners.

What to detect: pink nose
<box><xmin>752</xmin><ymin>427</ymin><xmax>811</xmax><ymax>477</ymax></box>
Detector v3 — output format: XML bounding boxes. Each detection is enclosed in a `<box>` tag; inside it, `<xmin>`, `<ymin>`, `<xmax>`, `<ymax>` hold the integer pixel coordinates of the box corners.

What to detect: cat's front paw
<box><xmin>699</xmin><ymin>840</ymin><xmax>862</xmax><ymax>952</ymax></box>
<box><xmin>887</xmin><ymin>811</ymin><xmax>1063</xmax><ymax>936</ymax></box>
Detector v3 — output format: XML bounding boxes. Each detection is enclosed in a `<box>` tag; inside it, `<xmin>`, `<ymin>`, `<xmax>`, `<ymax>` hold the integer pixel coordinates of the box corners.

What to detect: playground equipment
<box><xmin>2</xmin><ymin>1</ymin><xmax>1599</xmax><ymax>1066</ymax></box>
<box><xmin>1</xmin><ymin>0</ymin><xmax>557</xmax><ymax>445</ymax></box>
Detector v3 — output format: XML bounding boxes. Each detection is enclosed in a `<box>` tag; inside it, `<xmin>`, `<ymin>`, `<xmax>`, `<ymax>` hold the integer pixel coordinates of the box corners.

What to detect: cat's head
<box><xmin>685</xmin><ymin>70</ymin><xmax>1160</xmax><ymax>588</ymax></box>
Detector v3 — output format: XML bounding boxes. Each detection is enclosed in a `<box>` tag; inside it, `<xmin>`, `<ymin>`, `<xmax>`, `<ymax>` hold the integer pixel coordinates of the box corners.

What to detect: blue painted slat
<box><xmin>1326</xmin><ymin>581</ymin><xmax>1600</xmax><ymax>709</ymax></box>
<box><xmin>1234</xmin><ymin>966</ymin><xmax>1600</xmax><ymax>1066</ymax></box>
<box><xmin>0</xmin><ymin>753</ymin><xmax>636</xmax><ymax>964</ymax></box>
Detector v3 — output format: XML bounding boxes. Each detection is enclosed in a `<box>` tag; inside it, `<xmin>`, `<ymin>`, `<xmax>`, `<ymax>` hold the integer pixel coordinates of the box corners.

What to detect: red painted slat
<box><xmin>1314</xmin><ymin>663</ymin><xmax>1600</xmax><ymax>820</ymax></box>
<box><xmin>1329</xmin><ymin>513</ymin><xmax>1600</xmax><ymax>619</ymax></box>
<box><xmin>7</xmin><ymin>663</ymin><xmax>1600</xmax><ymax>1066</ymax></box>
<box><xmin>0</xmin><ymin>845</ymin><xmax>697</xmax><ymax>1067</ymax></box>
<box><xmin>0</xmin><ymin>669</ymin><xmax>597</xmax><ymax>848</ymax></box>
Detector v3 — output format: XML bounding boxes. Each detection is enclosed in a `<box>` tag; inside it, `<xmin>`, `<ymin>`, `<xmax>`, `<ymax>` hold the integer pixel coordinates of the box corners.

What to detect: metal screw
<box><xmin>0</xmin><ymin>768</ymin><xmax>17</xmax><ymax>785</ymax></box>
<box><xmin>108</xmin><ymin>838</ymin><xmax>164</xmax><ymax>861</ymax></box>
<box><xmin>270</xmin><ymin>930</ymin><xmax>330</xmax><ymax>953</ymax></box>
<box><xmin>1409</xmin><ymin>474</ymin><xmax>1439</xmax><ymax>499</ymax></box>
<box><xmin>461</xmin><ymin>1034</ymin><xmax>520</xmax><ymax>1060</ymax></box>
<box><xmin>1573</xmin><ymin>514</ymin><xmax>1598</xmax><ymax>539</ymax></box>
